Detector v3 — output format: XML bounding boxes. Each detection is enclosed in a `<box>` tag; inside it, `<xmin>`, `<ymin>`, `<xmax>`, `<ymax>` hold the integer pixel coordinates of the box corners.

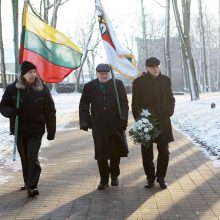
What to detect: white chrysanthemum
<box><xmin>141</xmin><ymin>118</ymin><xmax>149</xmax><ymax>123</ymax></box>
<box><xmin>147</xmin><ymin>123</ymin><xmax>153</xmax><ymax>130</ymax></box>
<box><xmin>135</xmin><ymin>120</ymin><xmax>144</xmax><ymax>129</ymax></box>
<box><xmin>144</xmin><ymin>127</ymin><xmax>149</xmax><ymax>133</ymax></box>
<box><xmin>144</xmin><ymin>134</ymin><xmax>151</xmax><ymax>140</ymax></box>
<box><xmin>141</xmin><ymin>109</ymin><xmax>150</xmax><ymax>117</ymax></box>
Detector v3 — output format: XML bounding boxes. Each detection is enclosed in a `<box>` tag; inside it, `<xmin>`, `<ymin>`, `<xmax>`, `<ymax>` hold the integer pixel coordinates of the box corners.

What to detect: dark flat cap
<box><xmin>145</xmin><ymin>57</ymin><xmax>160</xmax><ymax>67</ymax></box>
<box><xmin>96</xmin><ymin>63</ymin><xmax>111</xmax><ymax>72</ymax></box>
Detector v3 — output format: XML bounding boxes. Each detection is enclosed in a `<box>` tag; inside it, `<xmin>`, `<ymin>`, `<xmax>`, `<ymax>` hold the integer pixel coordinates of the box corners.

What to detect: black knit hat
<box><xmin>20</xmin><ymin>61</ymin><xmax>37</xmax><ymax>76</ymax></box>
<box><xmin>145</xmin><ymin>57</ymin><xmax>160</xmax><ymax>67</ymax></box>
<box><xmin>96</xmin><ymin>63</ymin><xmax>111</xmax><ymax>72</ymax></box>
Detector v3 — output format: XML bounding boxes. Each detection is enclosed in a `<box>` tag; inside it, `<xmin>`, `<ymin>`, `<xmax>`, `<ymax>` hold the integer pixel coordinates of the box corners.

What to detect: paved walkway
<box><xmin>0</xmin><ymin>115</ymin><xmax>220</xmax><ymax>220</ymax></box>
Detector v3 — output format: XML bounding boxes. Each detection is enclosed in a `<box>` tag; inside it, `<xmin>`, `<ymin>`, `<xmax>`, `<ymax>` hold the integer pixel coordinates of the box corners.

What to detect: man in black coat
<box><xmin>79</xmin><ymin>63</ymin><xmax>129</xmax><ymax>190</ymax></box>
<box><xmin>132</xmin><ymin>57</ymin><xmax>175</xmax><ymax>189</ymax></box>
<box><xmin>0</xmin><ymin>61</ymin><xmax>56</xmax><ymax>197</ymax></box>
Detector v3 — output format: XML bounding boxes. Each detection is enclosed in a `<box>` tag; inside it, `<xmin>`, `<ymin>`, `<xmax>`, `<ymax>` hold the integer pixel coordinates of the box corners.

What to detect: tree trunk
<box><xmin>218</xmin><ymin>0</ymin><xmax>220</xmax><ymax>90</ymax></box>
<box><xmin>11</xmin><ymin>0</ymin><xmax>19</xmax><ymax>75</ymax></box>
<box><xmin>75</xmin><ymin>14</ymin><xmax>96</xmax><ymax>92</ymax></box>
<box><xmin>42</xmin><ymin>0</ymin><xmax>51</xmax><ymax>23</ymax></box>
<box><xmin>172</xmin><ymin>0</ymin><xmax>199</xmax><ymax>100</ymax></box>
<box><xmin>179</xmin><ymin>39</ymin><xmax>189</xmax><ymax>92</ymax></box>
<box><xmin>165</xmin><ymin>0</ymin><xmax>172</xmax><ymax>78</ymax></box>
<box><xmin>140</xmin><ymin>0</ymin><xmax>147</xmax><ymax>60</ymax></box>
<box><xmin>0</xmin><ymin>0</ymin><xmax>6</xmax><ymax>90</ymax></box>
<box><xmin>50</xmin><ymin>0</ymin><xmax>61</xmax><ymax>27</ymax></box>
<box><xmin>50</xmin><ymin>0</ymin><xmax>61</xmax><ymax>94</ymax></box>
<box><xmin>198</xmin><ymin>0</ymin><xmax>209</xmax><ymax>92</ymax></box>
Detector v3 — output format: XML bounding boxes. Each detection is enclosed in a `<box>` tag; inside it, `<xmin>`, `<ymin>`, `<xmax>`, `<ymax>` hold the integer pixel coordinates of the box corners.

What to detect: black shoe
<box><xmin>20</xmin><ymin>186</ymin><xmax>27</xmax><ymax>190</ymax></box>
<box><xmin>97</xmin><ymin>182</ymin><xmax>108</xmax><ymax>190</ymax></box>
<box><xmin>144</xmin><ymin>180</ymin><xmax>155</xmax><ymax>188</ymax></box>
<box><xmin>157</xmin><ymin>178</ymin><xmax>167</xmax><ymax>189</ymax></box>
<box><xmin>28</xmin><ymin>188</ymin><xmax>39</xmax><ymax>197</ymax></box>
<box><xmin>111</xmin><ymin>177</ymin><xmax>119</xmax><ymax>186</ymax></box>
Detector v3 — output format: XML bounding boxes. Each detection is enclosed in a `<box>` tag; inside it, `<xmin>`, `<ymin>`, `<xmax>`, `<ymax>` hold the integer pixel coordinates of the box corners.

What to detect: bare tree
<box><xmin>39</xmin><ymin>0</ymin><xmax>51</xmax><ymax>23</ymax></box>
<box><xmin>137</xmin><ymin>14</ymin><xmax>165</xmax><ymax>70</ymax></box>
<box><xmin>37</xmin><ymin>0</ymin><xmax>69</xmax><ymax>23</ymax></box>
<box><xmin>198</xmin><ymin>0</ymin><xmax>209</xmax><ymax>92</ymax></box>
<box><xmin>165</xmin><ymin>0</ymin><xmax>172</xmax><ymax>77</ymax></box>
<box><xmin>0</xmin><ymin>0</ymin><xmax>6</xmax><ymax>89</ymax></box>
<box><xmin>11</xmin><ymin>0</ymin><xmax>19</xmax><ymax>75</ymax></box>
<box><xmin>123</xmin><ymin>35</ymin><xmax>135</xmax><ymax>56</ymax></box>
<box><xmin>179</xmin><ymin>39</ymin><xmax>189</xmax><ymax>92</ymax></box>
<box><xmin>74</xmin><ymin>13</ymin><xmax>97</xmax><ymax>92</ymax></box>
<box><xmin>32</xmin><ymin>0</ymin><xmax>70</xmax><ymax>93</ymax></box>
<box><xmin>218</xmin><ymin>0</ymin><xmax>220</xmax><ymax>89</ymax></box>
<box><xmin>86</xmin><ymin>36</ymin><xmax>101</xmax><ymax>80</ymax></box>
<box><xmin>172</xmin><ymin>0</ymin><xmax>199</xmax><ymax>100</ymax></box>
<box><xmin>140</xmin><ymin>0</ymin><xmax>147</xmax><ymax>61</ymax></box>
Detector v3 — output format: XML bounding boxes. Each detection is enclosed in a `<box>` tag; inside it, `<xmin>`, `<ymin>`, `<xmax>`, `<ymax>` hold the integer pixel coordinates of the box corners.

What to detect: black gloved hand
<box><xmin>120</xmin><ymin>119</ymin><xmax>127</xmax><ymax>130</ymax></box>
<box><xmin>47</xmin><ymin>133</ymin><xmax>55</xmax><ymax>141</ymax></box>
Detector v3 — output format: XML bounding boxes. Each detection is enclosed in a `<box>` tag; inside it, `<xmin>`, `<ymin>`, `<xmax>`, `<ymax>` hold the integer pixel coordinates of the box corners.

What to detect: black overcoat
<box><xmin>132</xmin><ymin>72</ymin><xmax>175</xmax><ymax>143</ymax></box>
<box><xmin>0</xmin><ymin>76</ymin><xmax>56</xmax><ymax>137</ymax></box>
<box><xmin>79</xmin><ymin>78</ymin><xmax>129</xmax><ymax>160</ymax></box>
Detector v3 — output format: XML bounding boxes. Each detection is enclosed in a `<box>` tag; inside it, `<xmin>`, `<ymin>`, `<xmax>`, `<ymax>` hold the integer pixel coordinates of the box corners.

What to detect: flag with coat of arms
<box><xmin>95</xmin><ymin>0</ymin><xmax>138</xmax><ymax>79</ymax></box>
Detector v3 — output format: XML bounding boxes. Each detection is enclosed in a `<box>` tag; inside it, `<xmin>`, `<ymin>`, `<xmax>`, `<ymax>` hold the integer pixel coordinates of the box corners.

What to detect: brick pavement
<box><xmin>0</xmin><ymin>117</ymin><xmax>220</xmax><ymax>220</ymax></box>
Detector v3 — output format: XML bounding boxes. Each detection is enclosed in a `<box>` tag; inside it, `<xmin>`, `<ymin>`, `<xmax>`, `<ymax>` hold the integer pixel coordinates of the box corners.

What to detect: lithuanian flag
<box><xmin>19</xmin><ymin>3</ymin><xmax>82</xmax><ymax>83</ymax></box>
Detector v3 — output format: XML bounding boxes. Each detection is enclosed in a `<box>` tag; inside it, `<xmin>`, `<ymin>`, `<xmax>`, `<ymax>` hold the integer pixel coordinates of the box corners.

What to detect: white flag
<box><xmin>95</xmin><ymin>0</ymin><xmax>138</xmax><ymax>79</ymax></box>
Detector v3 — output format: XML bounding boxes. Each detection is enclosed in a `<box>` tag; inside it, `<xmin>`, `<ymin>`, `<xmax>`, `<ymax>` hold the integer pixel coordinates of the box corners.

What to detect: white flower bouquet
<box><xmin>129</xmin><ymin>109</ymin><xmax>161</xmax><ymax>147</ymax></box>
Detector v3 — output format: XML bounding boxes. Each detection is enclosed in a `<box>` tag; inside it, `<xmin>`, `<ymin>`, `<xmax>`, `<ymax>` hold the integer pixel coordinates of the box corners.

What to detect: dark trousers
<box><xmin>97</xmin><ymin>157</ymin><xmax>120</xmax><ymax>184</ymax></box>
<box><xmin>17</xmin><ymin>135</ymin><xmax>42</xmax><ymax>189</ymax></box>
<box><xmin>141</xmin><ymin>140</ymin><xmax>169</xmax><ymax>181</ymax></box>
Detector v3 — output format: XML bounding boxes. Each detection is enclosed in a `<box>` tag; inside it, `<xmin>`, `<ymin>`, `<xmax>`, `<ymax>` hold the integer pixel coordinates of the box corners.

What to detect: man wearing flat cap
<box><xmin>132</xmin><ymin>57</ymin><xmax>175</xmax><ymax>189</ymax></box>
<box><xmin>79</xmin><ymin>63</ymin><xmax>129</xmax><ymax>190</ymax></box>
<box><xmin>0</xmin><ymin>61</ymin><xmax>56</xmax><ymax>197</ymax></box>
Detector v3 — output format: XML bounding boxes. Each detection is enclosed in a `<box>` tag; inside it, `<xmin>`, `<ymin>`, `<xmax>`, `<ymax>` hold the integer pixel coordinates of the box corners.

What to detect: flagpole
<box><xmin>111</xmin><ymin>68</ymin><xmax>130</xmax><ymax>158</ymax></box>
<box><xmin>13</xmin><ymin>0</ymin><xmax>28</xmax><ymax>161</ymax></box>
<box><xmin>111</xmin><ymin>69</ymin><xmax>122</xmax><ymax>120</ymax></box>
<box><xmin>13</xmin><ymin>89</ymin><xmax>20</xmax><ymax>161</ymax></box>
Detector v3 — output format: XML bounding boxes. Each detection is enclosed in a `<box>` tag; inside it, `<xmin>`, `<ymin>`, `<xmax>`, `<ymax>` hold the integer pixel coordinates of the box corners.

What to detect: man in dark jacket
<box><xmin>132</xmin><ymin>57</ymin><xmax>175</xmax><ymax>189</ymax></box>
<box><xmin>79</xmin><ymin>63</ymin><xmax>129</xmax><ymax>190</ymax></box>
<box><xmin>0</xmin><ymin>61</ymin><xmax>56</xmax><ymax>197</ymax></box>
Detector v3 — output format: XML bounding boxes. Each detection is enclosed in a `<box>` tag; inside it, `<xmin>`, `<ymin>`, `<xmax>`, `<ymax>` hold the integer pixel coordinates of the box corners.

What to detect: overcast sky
<box><xmin>1</xmin><ymin>0</ymin><xmax>219</xmax><ymax>48</ymax></box>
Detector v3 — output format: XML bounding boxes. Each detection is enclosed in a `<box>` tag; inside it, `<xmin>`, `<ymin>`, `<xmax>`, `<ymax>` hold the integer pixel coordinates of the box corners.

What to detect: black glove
<box><xmin>120</xmin><ymin>119</ymin><xmax>127</xmax><ymax>130</ymax></box>
<box><xmin>47</xmin><ymin>133</ymin><xmax>55</xmax><ymax>141</ymax></box>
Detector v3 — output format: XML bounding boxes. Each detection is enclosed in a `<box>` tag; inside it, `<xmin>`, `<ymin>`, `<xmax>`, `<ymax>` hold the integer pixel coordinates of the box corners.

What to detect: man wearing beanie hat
<box><xmin>0</xmin><ymin>61</ymin><xmax>56</xmax><ymax>197</ymax></box>
<box><xmin>21</xmin><ymin>61</ymin><xmax>37</xmax><ymax>76</ymax></box>
<box><xmin>79</xmin><ymin>63</ymin><xmax>129</xmax><ymax>190</ymax></box>
<box><xmin>132</xmin><ymin>57</ymin><xmax>175</xmax><ymax>189</ymax></box>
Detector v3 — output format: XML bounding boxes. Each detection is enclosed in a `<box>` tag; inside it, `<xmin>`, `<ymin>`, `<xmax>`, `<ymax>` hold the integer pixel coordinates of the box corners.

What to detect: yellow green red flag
<box><xmin>19</xmin><ymin>3</ymin><xmax>82</xmax><ymax>83</ymax></box>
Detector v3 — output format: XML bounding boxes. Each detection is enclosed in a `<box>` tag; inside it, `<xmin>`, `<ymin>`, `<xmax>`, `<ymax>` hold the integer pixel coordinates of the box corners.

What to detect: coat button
<box><xmin>104</xmin><ymin>107</ymin><xmax>106</xmax><ymax>110</ymax></box>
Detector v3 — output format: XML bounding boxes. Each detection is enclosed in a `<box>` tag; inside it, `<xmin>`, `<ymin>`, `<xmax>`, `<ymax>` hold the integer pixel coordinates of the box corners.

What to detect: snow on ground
<box><xmin>171</xmin><ymin>92</ymin><xmax>220</xmax><ymax>166</ymax></box>
<box><xmin>1</xmin><ymin>89</ymin><xmax>220</xmax><ymax>184</ymax></box>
